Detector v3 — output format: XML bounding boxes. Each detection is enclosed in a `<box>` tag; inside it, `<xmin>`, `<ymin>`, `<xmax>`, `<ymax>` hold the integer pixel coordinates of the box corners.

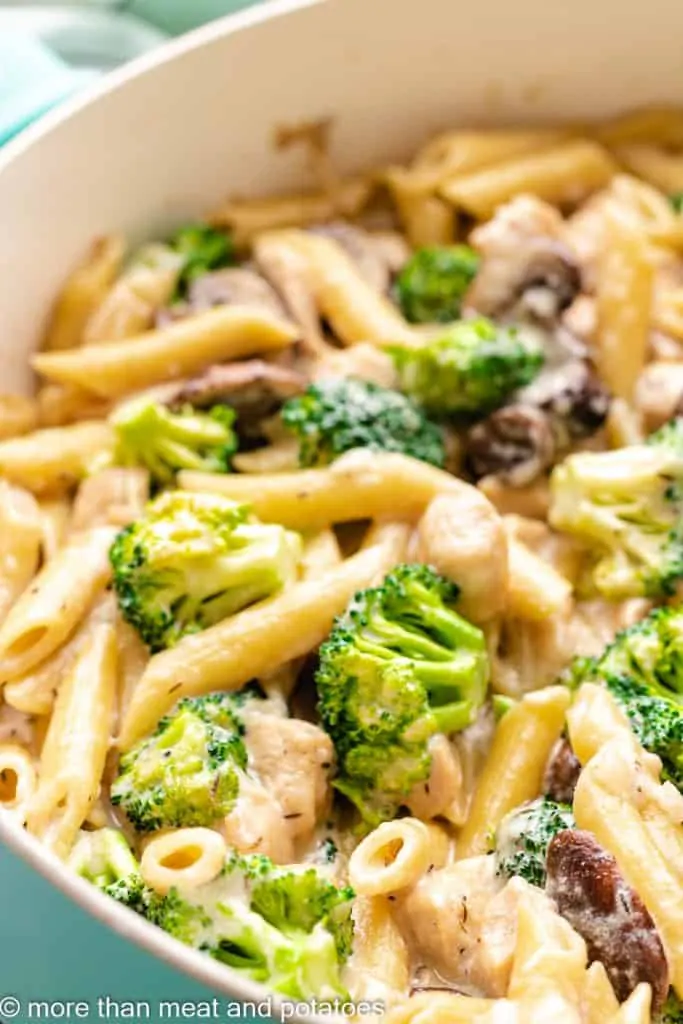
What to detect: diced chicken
<box><xmin>244</xmin><ymin>712</ymin><xmax>334</xmax><ymax>841</ymax></box>
<box><xmin>311</xmin><ymin>341</ymin><xmax>399</xmax><ymax>389</ymax></box>
<box><xmin>417</xmin><ymin>490</ymin><xmax>508</xmax><ymax>622</ymax></box>
<box><xmin>223</xmin><ymin>776</ymin><xmax>294</xmax><ymax>864</ymax></box>
<box><xmin>406</xmin><ymin>735</ymin><xmax>465</xmax><ymax>822</ymax></box>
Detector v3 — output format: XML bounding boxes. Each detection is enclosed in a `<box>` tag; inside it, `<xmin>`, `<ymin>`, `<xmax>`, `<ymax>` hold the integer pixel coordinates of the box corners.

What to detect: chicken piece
<box><xmin>244</xmin><ymin>712</ymin><xmax>334</xmax><ymax>841</ymax></box>
<box><xmin>406</xmin><ymin>734</ymin><xmax>464</xmax><ymax>822</ymax></box>
<box><xmin>397</xmin><ymin>855</ymin><xmax>509</xmax><ymax>994</ymax></box>
<box><xmin>253</xmin><ymin>232</ymin><xmax>328</xmax><ymax>356</ymax></box>
<box><xmin>466</xmin><ymin>195</ymin><xmax>581</xmax><ymax>323</ymax></box>
<box><xmin>71</xmin><ymin>468</ymin><xmax>150</xmax><ymax>531</ymax></box>
<box><xmin>223</xmin><ymin>776</ymin><xmax>294</xmax><ymax>864</ymax></box>
<box><xmin>635</xmin><ymin>360</ymin><xmax>683</xmax><ymax>431</ymax></box>
<box><xmin>417</xmin><ymin>490</ymin><xmax>508</xmax><ymax>622</ymax></box>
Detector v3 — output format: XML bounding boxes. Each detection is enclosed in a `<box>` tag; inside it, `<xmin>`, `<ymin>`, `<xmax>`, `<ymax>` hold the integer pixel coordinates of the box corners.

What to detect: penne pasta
<box><xmin>595</xmin><ymin>208</ymin><xmax>654</xmax><ymax>400</ymax></box>
<box><xmin>0</xmin><ymin>743</ymin><xmax>37</xmax><ymax>821</ymax></box>
<box><xmin>42</xmin><ymin>236</ymin><xmax>125</xmax><ymax>352</ymax></box>
<box><xmin>0</xmin><ymin>482</ymin><xmax>43</xmax><ymax>625</ymax></box>
<box><xmin>440</xmin><ymin>140</ymin><xmax>616</xmax><ymax>218</ymax></box>
<box><xmin>505</xmin><ymin>534</ymin><xmax>573</xmax><ymax>621</ymax></box>
<box><xmin>456</xmin><ymin>686</ymin><xmax>570</xmax><ymax>858</ymax></box>
<box><xmin>140</xmin><ymin>828</ymin><xmax>227</xmax><ymax>895</ymax></box>
<box><xmin>614</xmin><ymin>143</ymin><xmax>683</xmax><ymax>195</ymax></box>
<box><xmin>0</xmin><ymin>394</ymin><xmax>39</xmax><ymax>441</ymax></box>
<box><xmin>37</xmin><ymin>383</ymin><xmax>112</xmax><ymax>428</ymax></box>
<box><xmin>38</xmin><ymin>498</ymin><xmax>71</xmax><ymax>560</ymax></box>
<box><xmin>25</xmin><ymin>624</ymin><xmax>118</xmax><ymax>858</ymax></box>
<box><xmin>210</xmin><ymin>177</ymin><xmax>373</xmax><ymax>244</ymax></box>
<box><xmin>0</xmin><ymin>420</ymin><xmax>114</xmax><ymax>495</ymax></box>
<box><xmin>32</xmin><ymin>306</ymin><xmax>299</xmax><ymax>398</ymax></box>
<box><xmin>181</xmin><ymin>449</ymin><xmax>462</xmax><ymax>530</ymax></box>
<box><xmin>347</xmin><ymin>895</ymin><xmax>410</xmax><ymax>1007</ymax></box>
<box><xmin>70</xmin><ymin>467</ymin><xmax>150</xmax><ymax>532</ymax></box>
<box><xmin>119</xmin><ymin>532</ymin><xmax>406</xmax><ymax>747</ymax></box>
<box><xmin>348</xmin><ymin>819</ymin><xmax>432</xmax><ymax>895</ymax></box>
<box><xmin>594</xmin><ymin>105</ymin><xmax>683</xmax><ymax>147</ymax></box>
<box><xmin>0</xmin><ymin>526</ymin><xmax>116</xmax><ymax>681</ymax></box>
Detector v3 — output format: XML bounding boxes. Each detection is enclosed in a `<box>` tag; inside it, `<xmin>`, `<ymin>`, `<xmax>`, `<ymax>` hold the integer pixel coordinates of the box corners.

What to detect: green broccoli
<box><xmin>110</xmin><ymin>491</ymin><xmax>301</xmax><ymax>651</ymax></box>
<box><xmin>661</xmin><ymin>991</ymin><xmax>683</xmax><ymax>1023</ymax></box>
<box><xmin>168</xmin><ymin>223</ymin><xmax>235</xmax><ymax>298</ymax></box>
<box><xmin>493</xmin><ymin>797</ymin><xmax>575</xmax><ymax>888</ymax></box>
<box><xmin>110</xmin><ymin>692</ymin><xmax>248</xmax><ymax>832</ymax></box>
<box><xmin>549</xmin><ymin>417</ymin><xmax>683</xmax><ymax>599</ymax></box>
<box><xmin>112</xmin><ymin>851</ymin><xmax>353</xmax><ymax>1000</ymax></box>
<box><xmin>670</xmin><ymin>194</ymin><xmax>683</xmax><ymax>215</ymax></box>
<box><xmin>570</xmin><ymin>606</ymin><xmax>683</xmax><ymax>791</ymax></box>
<box><xmin>316</xmin><ymin>563</ymin><xmax>489</xmax><ymax>826</ymax></box>
<box><xmin>395</xmin><ymin>245</ymin><xmax>480</xmax><ymax>324</ymax></box>
<box><xmin>69</xmin><ymin>828</ymin><xmax>140</xmax><ymax>889</ymax></box>
<box><xmin>389</xmin><ymin>317</ymin><xmax>543</xmax><ymax>417</ymax></box>
<box><xmin>281</xmin><ymin>377</ymin><xmax>446</xmax><ymax>468</ymax></box>
<box><xmin>111</xmin><ymin>398</ymin><xmax>237</xmax><ymax>485</ymax></box>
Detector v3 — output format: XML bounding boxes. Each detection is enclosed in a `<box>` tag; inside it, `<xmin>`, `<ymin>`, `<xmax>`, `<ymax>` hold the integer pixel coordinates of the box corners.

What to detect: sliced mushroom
<box><xmin>465</xmin><ymin>196</ymin><xmax>582</xmax><ymax>324</ymax></box>
<box><xmin>465</xmin><ymin>361</ymin><xmax>609</xmax><ymax>485</ymax></box>
<box><xmin>466</xmin><ymin>405</ymin><xmax>556</xmax><ymax>487</ymax></box>
<box><xmin>168</xmin><ymin>359</ymin><xmax>307</xmax><ymax>437</ymax></box>
<box><xmin>187</xmin><ymin>266</ymin><xmax>289</xmax><ymax>317</ymax></box>
<box><xmin>545</xmin><ymin>829</ymin><xmax>669</xmax><ymax>1013</ymax></box>
<box><xmin>543</xmin><ymin>737</ymin><xmax>582</xmax><ymax>804</ymax></box>
<box><xmin>309</xmin><ymin>222</ymin><xmax>409</xmax><ymax>293</ymax></box>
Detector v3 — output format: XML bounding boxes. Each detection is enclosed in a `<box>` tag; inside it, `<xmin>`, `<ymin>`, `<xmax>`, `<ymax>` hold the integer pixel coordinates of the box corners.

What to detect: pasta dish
<box><xmin>5</xmin><ymin>106</ymin><xmax>683</xmax><ymax>1023</ymax></box>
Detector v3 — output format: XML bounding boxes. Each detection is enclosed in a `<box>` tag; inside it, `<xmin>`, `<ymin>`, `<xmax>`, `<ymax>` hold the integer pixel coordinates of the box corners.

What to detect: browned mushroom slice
<box><xmin>545</xmin><ymin>829</ymin><xmax>670</xmax><ymax>1013</ymax></box>
<box><xmin>465</xmin><ymin>361</ymin><xmax>609</xmax><ymax>485</ymax></box>
<box><xmin>187</xmin><ymin>267</ymin><xmax>289</xmax><ymax>318</ymax></box>
<box><xmin>466</xmin><ymin>196</ymin><xmax>581</xmax><ymax>324</ymax></box>
<box><xmin>466</xmin><ymin>404</ymin><xmax>556</xmax><ymax>486</ymax></box>
<box><xmin>543</xmin><ymin>737</ymin><xmax>582</xmax><ymax>804</ymax></box>
<box><xmin>309</xmin><ymin>222</ymin><xmax>409</xmax><ymax>293</ymax></box>
<box><xmin>169</xmin><ymin>359</ymin><xmax>307</xmax><ymax>435</ymax></box>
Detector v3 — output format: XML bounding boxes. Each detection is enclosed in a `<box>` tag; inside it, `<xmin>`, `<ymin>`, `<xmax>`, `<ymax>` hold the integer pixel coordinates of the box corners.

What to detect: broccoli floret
<box><xmin>572</xmin><ymin>607</ymin><xmax>683</xmax><ymax>790</ymax></box>
<box><xmin>111</xmin><ymin>692</ymin><xmax>248</xmax><ymax>832</ymax></box>
<box><xmin>316</xmin><ymin>563</ymin><xmax>489</xmax><ymax>826</ymax></box>
<box><xmin>661</xmin><ymin>991</ymin><xmax>683</xmax><ymax>1023</ymax></box>
<box><xmin>281</xmin><ymin>377</ymin><xmax>446</xmax><ymax>468</ymax></box>
<box><xmin>670</xmin><ymin>194</ymin><xmax>683</xmax><ymax>215</ymax></box>
<box><xmin>168</xmin><ymin>223</ymin><xmax>235</xmax><ymax>297</ymax></box>
<box><xmin>69</xmin><ymin>828</ymin><xmax>140</xmax><ymax>889</ymax></box>
<box><xmin>110</xmin><ymin>491</ymin><xmax>301</xmax><ymax>651</ymax></box>
<box><xmin>389</xmin><ymin>317</ymin><xmax>543</xmax><ymax>417</ymax></box>
<box><xmin>494</xmin><ymin>797</ymin><xmax>575</xmax><ymax>888</ymax></box>
<box><xmin>112</xmin><ymin>851</ymin><xmax>352</xmax><ymax>1000</ymax></box>
<box><xmin>112</xmin><ymin>398</ymin><xmax>237</xmax><ymax>485</ymax></box>
<box><xmin>395</xmin><ymin>245</ymin><xmax>480</xmax><ymax>324</ymax></box>
<box><xmin>549</xmin><ymin>418</ymin><xmax>683</xmax><ymax>599</ymax></box>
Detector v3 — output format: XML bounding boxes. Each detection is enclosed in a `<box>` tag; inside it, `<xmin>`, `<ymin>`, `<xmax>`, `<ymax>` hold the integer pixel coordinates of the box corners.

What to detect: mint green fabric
<box><xmin>0</xmin><ymin>32</ymin><xmax>95</xmax><ymax>145</ymax></box>
<box><xmin>128</xmin><ymin>0</ymin><xmax>262</xmax><ymax>35</ymax></box>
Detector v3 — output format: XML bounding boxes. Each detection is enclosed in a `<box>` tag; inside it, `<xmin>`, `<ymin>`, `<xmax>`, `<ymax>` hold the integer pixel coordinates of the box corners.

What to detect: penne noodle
<box><xmin>37</xmin><ymin>383</ymin><xmax>112</xmax><ymax>428</ymax></box>
<box><xmin>456</xmin><ymin>686</ymin><xmax>570</xmax><ymax>858</ymax></box>
<box><xmin>32</xmin><ymin>306</ymin><xmax>299</xmax><ymax>399</ymax></box>
<box><xmin>258</xmin><ymin>230</ymin><xmax>415</xmax><ymax>346</ymax></box>
<box><xmin>348</xmin><ymin>819</ymin><xmax>432</xmax><ymax>895</ymax></box>
<box><xmin>231</xmin><ymin>439</ymin><xmax>300</xmax><ymax>474</ymax></box>
<box><xmin>441</xmin><ymin>140</ymin><xmax>616</xmax><ymax>218</ymax></box>
<box><xmin>181</xmin><ymin>450</ymin><xmax>463</xmax><ymax>530</ymax></box>
<box><xmin>0</xmin><ymin>482</ymin><xmax>43</xmax><ymax>625</ymax></box>
<box><xmin>42</xmin><ymin>236</ymin><xmax>125</xmax><ymax>352</ymax></box>
<box><xmin>583</xmin><ymin>962</ymin><xmax>620</xmax><ymax>1023</ymax></box>
<box><xmin>0</xmin><ymin>743</ymin><xmax>37</xmax><ymax>821</ymax></box>
<box><xmin>70</xmin><ymin>467</ymin><xmax>150</xmax><ymax>532</ymax></box>
<box><xmin>594</xmin><ymin>105</ymin><xmax>683</xmax><ymax>147</ymax></box>
<box><xmin>0</xmin><ymin>420</ymin><xmax>114</xmax><ymax>495</ymax></box>
<box><xmin>25</xmin><ymin>624</ymin><xmax>118</xmax><ymax>858</ymax></box>
<box><xmin>347</xmin><ymin>895</ymin><xmax>410</xmax><ymax>1007</ymax></box>
<box><xmin>412</xmin><ymin>128</ymin><xmax>567</xmax><ymax>181</ymax></box>
<box><xmin>0</xmin><ymin>526</ymin><xmax>116</xmax><ymax>681</ymax></box>
<box><xmin>3</xmin><ymin>593</ymin><xmax>118</xmax><ymax>716</ymax></box>
<box><xmin>505</xmin><ymin>535</ymin><xmax>573</xmax><ymax>621</ymax></box>
<box><xmin>119</xmin><ymin>535</ymin><xmax>405</xmax><ymax>747</ymax></box>
<box><xmin>210</xmin><ymin>177</ymin><xmax>373</xmax><ymax>244</ymax></box>
<box><xmin>0</xmin><ymin>394</ymin><xmax>39</xmax><ymax>441</ymax></box>
<box><xmin>385</xmin><ymin>168</ymin><xmax>455</xmax><ymax>246</ymax></box>
<box><xmin>595</xmin><ymin>208</ymin><xmax>654</xmax><ymax>401</ymax></box>
<box><xmin>38</xmin><ymin>498</ymin><xmax>71</xmax><ymax>560</ymax></box>
<box><xmin>140</xmin><ymin>828</ymin><xmax>227</xmax><ymax>895</ymax></box>
<box><xmin>300</xmin><ymin>528</ymin><xmax>343</xmax><ymax>580</ymax></box>
<box><xmin>614</xmin><ymin>143</ymin><xmax>683</xmax><ymax>195</ymax></box>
